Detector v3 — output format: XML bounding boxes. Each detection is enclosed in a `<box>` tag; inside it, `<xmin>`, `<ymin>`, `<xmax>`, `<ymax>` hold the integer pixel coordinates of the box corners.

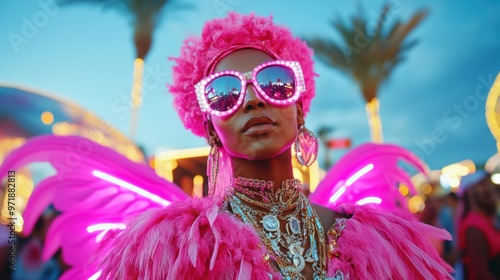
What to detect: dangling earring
<box><xmin>207</xmin><ymin>142</ymin><xmax>220</xmax><ymax>196</ymax></box>
<box><xmin>294</xmin><ymin>125</ymin><xmax>318</xmax><ymax>167</ymax></box>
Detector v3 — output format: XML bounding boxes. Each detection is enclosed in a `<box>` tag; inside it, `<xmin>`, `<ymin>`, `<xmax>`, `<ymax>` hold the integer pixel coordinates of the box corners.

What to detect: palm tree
<box><xmin>306</xmin><ymin>4</ymin><xmax>428</xmax><ymax>143</ymax></box>
<box><xmin>58</xmin><ymin>0</ymin><xmax>191</xmax><ymax>139</ymax></box>
<box><xmin>317</xmin><ymin>126</ymin><xmax>333</xmax><ymax>169</ymax></box>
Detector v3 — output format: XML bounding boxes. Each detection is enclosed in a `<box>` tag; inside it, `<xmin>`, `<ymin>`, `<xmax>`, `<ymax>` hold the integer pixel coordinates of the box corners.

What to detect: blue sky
<box><xmin>1</xmin><ymin>0</ymin><xmax>499</xmax><ymax>170</ymax></box>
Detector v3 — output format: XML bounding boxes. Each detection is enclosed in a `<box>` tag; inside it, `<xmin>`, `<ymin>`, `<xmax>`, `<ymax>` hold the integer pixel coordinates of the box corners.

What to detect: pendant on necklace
<box><xmin>261</xmin><ymin>215</ymin><xmax>280</xmax><ymax>232</ymax></box>
<box><xmin>289</xmin><ymin>217</ymin><xmax>301</xmax><ymax>235</ymax></box>
<box><xmin>288</xmin><ymin>242</ymin><xmax>306</xmax><ymax>272</ymax></box>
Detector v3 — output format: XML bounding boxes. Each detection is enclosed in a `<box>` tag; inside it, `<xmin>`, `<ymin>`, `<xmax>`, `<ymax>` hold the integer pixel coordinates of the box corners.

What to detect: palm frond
<box><xmin>399</xmin><ymin>39</ymin><xmax>420</xmax><ymax>53</ymax></box>
<box><xmin>57</xmin><ymin>0</ymin><xmax>126</xmax><ymax>11</ymax></box>
<box><xmin>304</xmin><ymin>3</ymin><xmax>427</xmax><ymax>91</ymax></box>
<box><xmin>387</xmin><ymin>20</ymin><xmax>402</xmax><ymax>39</ymax></box>
<box><xmin>306</xmin><ymin>38</ymin><xmax>352</xmax><ymax>72</ymax></box>
<box><xmin>386</xmin><ymin>9</ymin><xmax>428</xmax><ymax>50</ymax></box>
<box><xmin>373</xmin><ymin>4</ymin><xmax>391</xmax><ymax>40</ymax></box>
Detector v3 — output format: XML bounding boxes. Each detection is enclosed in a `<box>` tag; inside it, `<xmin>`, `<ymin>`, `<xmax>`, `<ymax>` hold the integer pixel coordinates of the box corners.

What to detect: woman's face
<box><xmin>208</xmin><ymin>49</ymin><xmax>303</xmax><ymax>161</ymax></box>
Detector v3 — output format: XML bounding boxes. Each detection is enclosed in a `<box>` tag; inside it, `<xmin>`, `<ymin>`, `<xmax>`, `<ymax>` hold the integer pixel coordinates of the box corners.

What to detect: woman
<box><xmin>458</xmin><ymin>171</ymin><xmax>500</xmax><ymax>280</ymax></box>
<box><xmin>99</xmin><ymin>13</ymin><xmax>452</xmax><ymax>279</ymax></box>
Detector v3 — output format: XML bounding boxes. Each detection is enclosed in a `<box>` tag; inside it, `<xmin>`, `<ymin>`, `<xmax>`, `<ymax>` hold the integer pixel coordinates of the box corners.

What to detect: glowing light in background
<box><xmin>52</xmin><ymin>122</ymin><xmax>72</xmax><ymax>135</ymax></box>
<box><xmin>442</xmin><ymin>160</ymin><xmax>475</xmax><ymax>177</ymax></box>
<box><xmin>193</xmin><ymin>175</ymin><xmax>204</xmax><ymax>197</ymax></box>
<box><xmin>292</xmin><ymin>167</ymin><xmax>304</xmax><ymax>182</ymax></box>
<box><xmin>130</xmin><ymin>58</ymin><xmax>145</xmax><ymax>139</ymax></box>
<box><xmin>41</xmin><ymin>111</ymin><xmax>54</xmax><ymax>125</ymax></box>
<box><xmin>365</xmin><ymin>98</ymin><xmax>383</xmax><ymax>143</ymax></box>
<box><xmin>0</xmin><ymin>168</ymin><xmax>32</xmax><ymax>232</ymax></box>
<box><xmin>193</xmin><ymin>175</ymin><xmax>203</xmax><ymax>186</ymax></box>
<box><xmin>399</xmin><ymin>184</ymin><xmax>409</xmax><ymax>196</ymax></box>
<box><xmin>449</xmin><ymin>177</ymin><xmax>460</xmax><ymax>188</ymax></box>
<box><xmin>421</xmin><ymin>183</ymin><xmax>433</xmax><ymax>195</ymax></box>
<box><xmin>92</xmin><ymin>170</ymin><xmax>170</xmax><ymax>206</ymax></box>
<box><xmin>12</xmin><ymin>212</ymin><xmax>24</xmax><ymax>232</ymax></box>
<box><xmin>408</xmin><ymin>195</ymin><xmax>425</xmax><ymax>213</ymax></box>
<box><xmin>491</xmin><ymin>173</ymin><xmax>500</xmax><ymax>185</ymax></box>
<box><xmin>485</xmin><ymin>153</ymin><xmax>500</xmax><ymax>174</ymax></box>
<box><xmin>440</xmin><ymin>174</ymin><xmax>451</xmax><ymax>190</ymax></box>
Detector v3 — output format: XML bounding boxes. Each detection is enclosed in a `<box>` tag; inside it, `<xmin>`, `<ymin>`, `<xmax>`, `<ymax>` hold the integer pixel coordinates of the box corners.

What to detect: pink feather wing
<box><xmin>0</xmin><ymin>135</ymin><xmax>188</xmax><ymax>279</ymax></box>
<box><xmin>310</xmin><ymin>143</ymin><xmax>429</xmax><ymax>211</ymax></box>
<box><xmin>328</xmin><ymin>204</ymin><xmax>453</xmax><ymax>279</ymax></box>
<box><xmin>98</xmin><ymin>197</ymin><xmax>277</xmax><ymax>280</ymax></box>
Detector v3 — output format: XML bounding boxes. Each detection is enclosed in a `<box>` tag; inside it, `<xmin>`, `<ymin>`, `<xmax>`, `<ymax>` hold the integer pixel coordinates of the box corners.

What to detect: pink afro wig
<box><xmin>169</xmin><ymin>12</ymin><xmax>316</xmax><ymax>138</ymax></box>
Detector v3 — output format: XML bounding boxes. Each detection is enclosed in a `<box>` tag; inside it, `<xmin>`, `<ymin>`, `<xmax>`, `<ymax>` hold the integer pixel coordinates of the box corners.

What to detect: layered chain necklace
<box><xmin>223</xmin><ymin>177</ymin><xmax>328</xmax><ymax>279</ymax></box>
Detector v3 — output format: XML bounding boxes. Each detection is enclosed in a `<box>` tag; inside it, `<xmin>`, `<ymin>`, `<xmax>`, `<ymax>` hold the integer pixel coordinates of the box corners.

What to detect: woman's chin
<box><xmin>229</xmin><ymin>145</ymin><xmax>292</xmax><ymax>162</ymax></box>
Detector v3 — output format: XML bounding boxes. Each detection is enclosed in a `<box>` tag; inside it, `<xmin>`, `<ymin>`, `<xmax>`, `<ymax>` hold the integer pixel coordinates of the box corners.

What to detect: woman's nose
<box><xmin>243</xmin><ymin>84</ymin><xmax>267</xmax><ymax>112</ymax></box>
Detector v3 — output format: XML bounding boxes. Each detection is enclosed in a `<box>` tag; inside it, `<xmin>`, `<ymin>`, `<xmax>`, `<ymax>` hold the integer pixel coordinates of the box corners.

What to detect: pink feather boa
<box><xmin>98</xmin><ymin>197</ymin><xmax>277</xmax><ymax>280</ymax></box>
<box><xmin>328</xmin><ymin>204</ymin><xmax>454</xmax><ymax>279</ymax></box>
<box><xmin>98</xmin><ymin>198</ymin><xmax>453</xmax><ymax>279</ymax></box>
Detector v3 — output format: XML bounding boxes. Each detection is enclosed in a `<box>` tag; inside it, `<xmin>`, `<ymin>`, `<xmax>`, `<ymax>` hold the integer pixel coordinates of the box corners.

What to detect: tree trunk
<box><xmin>365</xmin><ymin>97</ymin><xmax>384</xmax><ymax>143</ymax></box>
<box><xmin>129</xmin><ymin>27</ymin><xmax>152</xmax><ymax>139</ymax></box>
<box><xmin>129</xmin><ymin>58</ymin><xmax>145</xmax><ymax>139</ymax></box>
<box><xmin>134</xmin><ymin>29</ymin><xmax>152</xmax><ymax>60</ymax></box>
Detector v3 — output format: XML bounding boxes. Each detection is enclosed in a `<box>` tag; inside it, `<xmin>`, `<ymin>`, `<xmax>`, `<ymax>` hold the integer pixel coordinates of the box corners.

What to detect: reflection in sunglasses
<box><xmin>257</xmin><ymin>66</ymin><xmax>295</xmax><ymax>100</ymax></box>
<box><xmin>208</xmin><ymin>88</ymin><xmax>240</xmax><ymax>112</ymax></box>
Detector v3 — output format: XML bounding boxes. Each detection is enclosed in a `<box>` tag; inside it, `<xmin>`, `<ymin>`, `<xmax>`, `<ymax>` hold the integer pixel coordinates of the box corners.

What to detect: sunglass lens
<box><xmin>256</xmin><ymin>65</ymin><xmax>295</xmax><ymax>100</ymax></box>
<box><xmin>205</xmin><ymin>75</ymin><xmax>241</xmax><ymax>112</ymax></box>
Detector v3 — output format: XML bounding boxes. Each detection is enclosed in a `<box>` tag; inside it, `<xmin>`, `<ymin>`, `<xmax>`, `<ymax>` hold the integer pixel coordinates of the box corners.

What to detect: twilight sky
<box><xmin>1</xmin><ymin>0</ymin><xmax>499</xmax><ymax>170</ymax></box>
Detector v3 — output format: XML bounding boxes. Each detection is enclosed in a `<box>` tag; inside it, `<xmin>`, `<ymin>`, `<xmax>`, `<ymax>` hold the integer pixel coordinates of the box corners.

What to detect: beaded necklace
<box><xmin>223</xmin><ymin>177</ymin><xmax>328</xmax><ymax>279</ymax></box>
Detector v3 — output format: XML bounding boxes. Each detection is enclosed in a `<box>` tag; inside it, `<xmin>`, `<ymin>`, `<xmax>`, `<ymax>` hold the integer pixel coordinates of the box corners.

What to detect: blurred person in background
<box><xmin>0</xmin><ymin>224</ymin><xmax>12</xmax><ymax>280</ymax></box>
<box><xmin>439</xmin><ymin>192</ymin><xmax>460</xmax><ymax>267</ymax></box>
<box><xmin>420</xmin><ymin>196</ymin><xmax>445</xmax><ymax>257</ymax></box>
<box><xmin>458</xmin><ymin>171</ymin><xmax>500</xmax><ymax>280</ymax></box>
<box><xmin>12</xmin><ymin>207</ymin><xmax>60</xmax><ymax>280</ymax></box>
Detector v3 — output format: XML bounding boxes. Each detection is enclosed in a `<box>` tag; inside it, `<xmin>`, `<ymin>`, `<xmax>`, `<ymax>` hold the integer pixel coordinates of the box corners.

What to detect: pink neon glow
<box><xmin>88</xmin><ymin>270</ymin><xmax>102</xmax><ymax>280</ymax></box>
<box><xmin>92</xmin><ymin>170</ymin><xmax>171</xmax><ymax>206</ymax></box>
<box><xmin>87</xmin><ymin>223</ymin><xmax>127</xmax><ymax>233</ymax></box>
<box><xmin>329</xmin><ymin>164</ymin><xmax>373</xmax><ymax>203</ymax></box>
<box><xmin>329</xmin><ymin>186</ymin><xmax>346</xmax><ymax>203</ymax></box>
<box><xmin>355</xmin><ymin>197</ymin><xmax>383</xmax><ymax>205</ymax></box>
<box><xmin>310</xmin><ymin>143</ymin><xmax>429</xmax><ymax>211</ymax></box>
<box><xmin>87</xmin><ymin>223</ymin><xmax>127</xmax><ymax>243</ymax></box>
<box><xmin>346</xmin><ymin>164</ymin><xmax>374</xmax><ymax>186</ymax></box>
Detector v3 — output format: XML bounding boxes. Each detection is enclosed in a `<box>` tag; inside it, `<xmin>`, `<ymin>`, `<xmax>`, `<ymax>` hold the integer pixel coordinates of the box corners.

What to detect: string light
<box><xmin>491</xmin><ymin>173</ymin><xmax>500</xmax><ymax>184</ymax></box>
<box><xmin>41</xmin><ymin>111</ymin><xmax>54</xmax><ymax>125</ymax></box>
<box><xmin>449</xmin><ymin>177</ymin><xmax>460</xmax><ymax>188</ymax></box>
<box><xmin>399</xmin><ymin>184</ymin><xmax>409</xmax><ymax>196</ymax></box>
<box><xmin>365</xmin><ymin>98</ymin><xmax>383</xmax><ymax>143</ymax></box>
<box><xmin>193</xmin><ymin>175</ymin><xmax>204</xmax><ymax>197</ymax></box>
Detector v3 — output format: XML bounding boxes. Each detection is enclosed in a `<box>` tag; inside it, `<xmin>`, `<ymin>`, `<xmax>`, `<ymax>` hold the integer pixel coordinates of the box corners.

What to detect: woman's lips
<box><xmin>244</xmin><ymin>123</ymin><xmax>276</xmax><ymax>134</ymax></box>
<box><xmin>242</xmin><ymin>116</ymin><xmax>276</xmax><ymax>133</ymax></box>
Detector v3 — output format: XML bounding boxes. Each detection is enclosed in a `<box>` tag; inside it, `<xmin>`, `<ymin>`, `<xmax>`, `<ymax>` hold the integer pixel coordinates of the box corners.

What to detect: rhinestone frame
<box><xmin>195</xmin><ymin>60</ymin><xmax>306</xmax><ymax>118</ymax></box>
